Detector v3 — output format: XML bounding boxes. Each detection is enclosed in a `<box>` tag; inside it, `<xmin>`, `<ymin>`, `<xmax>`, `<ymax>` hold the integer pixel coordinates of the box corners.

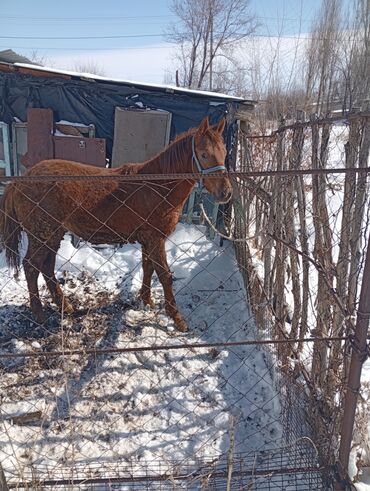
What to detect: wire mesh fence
<box><xmin>234</xmin><ymin>111</ymin><xmax>370</xmax><ymax>487</ymax></box>
<box><xmin>0</xmin><ymin>223</ymin><xmax>296</xmax><ymax>489</ymax></box>
<box><xmin>0</xmin><ymin>112</ymin><xmax>368</xmax><ymax>489</ymax></box>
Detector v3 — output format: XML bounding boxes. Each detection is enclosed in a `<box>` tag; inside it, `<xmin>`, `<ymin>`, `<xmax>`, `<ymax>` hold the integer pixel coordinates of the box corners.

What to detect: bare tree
<box><xmin>166</xmin><ymin>0</ymin><xmax>257</xmax><ymax>92</ymax></box>
<box><xmin>341</xmin><ymin>0</ymin><xmax>370</xmax><ymax>110</ymax></box>
<box><xmin>28</xmin><ymin>50</ymin><xmax>52</xmax><ymax>67</ymax></box>
<box><xmin>304</xmin><ymin>0</ymin><xmax>343</xmax><ymax>113</ymax></box>
<box><xmin>72</xmin><ymin>60</ymin><xmax>106</xmax><ymax>76</ymax></box>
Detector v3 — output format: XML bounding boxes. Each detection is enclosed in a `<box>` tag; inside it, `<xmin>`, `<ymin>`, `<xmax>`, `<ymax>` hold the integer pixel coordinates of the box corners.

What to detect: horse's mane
<box><xmin>150</xmin><ymin>129</ymin><xmax>194</xmax><ymax>175</ymax></box>
<box><xmin>114</xmin><ymin>125</ymin><xmax>222</xmax><ymax>176</ymax></box>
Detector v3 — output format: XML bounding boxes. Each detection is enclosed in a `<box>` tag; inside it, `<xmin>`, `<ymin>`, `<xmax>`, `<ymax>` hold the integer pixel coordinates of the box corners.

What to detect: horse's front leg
<box><xmin>149</xmin><ymin>238</ymin><xmax>188</xmax><ymax>333</ymax></box>
<box><xmin>139</xmin><ymin>245</ymin><xmax>155</xmax><ymax>308</ymax></box>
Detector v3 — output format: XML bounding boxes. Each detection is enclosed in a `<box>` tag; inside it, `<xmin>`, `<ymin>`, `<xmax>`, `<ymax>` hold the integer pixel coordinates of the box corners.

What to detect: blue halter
<box><xmin>191</xmin><ymin>136</ymin><xmax>227</xmax><ymax>189</ymax></box>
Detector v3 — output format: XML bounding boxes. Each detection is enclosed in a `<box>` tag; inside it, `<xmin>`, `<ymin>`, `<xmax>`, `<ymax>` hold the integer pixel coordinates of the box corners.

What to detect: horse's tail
<box><xmin>0</xmin><ymin>184</ymin><xmax>22</xmax><ymax>274</ymax></box>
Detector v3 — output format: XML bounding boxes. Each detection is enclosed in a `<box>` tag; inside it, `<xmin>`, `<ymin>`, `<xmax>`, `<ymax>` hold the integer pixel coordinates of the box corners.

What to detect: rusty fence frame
<box><xmin>0</xmin><ymin>334</ymin><xmax>355</xmax><ymax>361</ymax></box>
<box><xmin>0</xmin><ymin>166</ymin><xmax>369</xmax><ymax>183</ymax></box>
<box><xmin>335</xmin><ymin>230</ymin><xmax>370</xmax><ymax>489</ymax></box>
<box><xmin>0</xmin><ymin>162</ymin><xmax>369</xmax><ymax>489</ymax></box>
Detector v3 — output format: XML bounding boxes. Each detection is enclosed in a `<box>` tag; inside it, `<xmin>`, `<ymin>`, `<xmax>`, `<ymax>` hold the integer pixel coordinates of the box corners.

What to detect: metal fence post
<box><xmin>336</xmin><ymin>231</ymin><xmax>370</xmax><ymax>488</ymax></box>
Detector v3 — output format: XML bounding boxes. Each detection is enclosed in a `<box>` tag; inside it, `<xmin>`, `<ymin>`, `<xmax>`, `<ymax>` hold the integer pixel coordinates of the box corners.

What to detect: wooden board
<box><xmin>20</xmin><ymin>108</ymin><xmax>106</xmax><ymax>169</ymax></box>
<box><xmin>22</xmin><ymin>108</ymin><xmax>53</xmax><ymax>168</ymax></box>
<box><xmin>53</xmin><ymin>136</ymin><xmax>106</xmax><ymax>167</ymax></box>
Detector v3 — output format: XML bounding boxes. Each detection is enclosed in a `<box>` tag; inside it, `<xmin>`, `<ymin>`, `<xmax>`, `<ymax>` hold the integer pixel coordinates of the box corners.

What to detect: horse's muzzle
<box><xmin>215</xmin><ymin>187</ymin><xmax>233</xmax><ymax>204</ymax></box>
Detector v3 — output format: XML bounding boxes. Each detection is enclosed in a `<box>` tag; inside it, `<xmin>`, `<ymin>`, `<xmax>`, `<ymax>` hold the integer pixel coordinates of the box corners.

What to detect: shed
<box><xmin>0</xmin><ymin>61</ymin><xmax>255</xmax><ymax>230</ymax></box>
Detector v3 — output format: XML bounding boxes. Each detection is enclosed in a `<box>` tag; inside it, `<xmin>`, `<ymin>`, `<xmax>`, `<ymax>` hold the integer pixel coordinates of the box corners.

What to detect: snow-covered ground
<box><xmin>1</xmin><ymin>122</ymin><xmax>364</xmax><ymax>488</ymax></box>
<box><xmin>0</xmin><ymin>224</ymin><xmax>287</xmax><ymax>487</ymax></box>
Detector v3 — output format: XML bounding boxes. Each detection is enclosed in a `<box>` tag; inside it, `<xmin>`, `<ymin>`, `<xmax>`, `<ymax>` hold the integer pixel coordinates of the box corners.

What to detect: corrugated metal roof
<box><xmin>0</xmin><ymin>49</ymin><xmax>36</xmax><ymax>65</ymax></box>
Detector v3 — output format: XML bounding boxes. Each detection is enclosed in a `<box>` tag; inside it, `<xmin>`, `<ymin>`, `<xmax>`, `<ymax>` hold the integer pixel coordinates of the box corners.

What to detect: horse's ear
<box><xmin>214</xmin><ymin>118</ymin><xmax>225</xmax><ymax>134</ymax></box>
<box><xmin>197</xmin><ymin>117</ymin><xmax>210</xmax><ymax>134</ymax></box>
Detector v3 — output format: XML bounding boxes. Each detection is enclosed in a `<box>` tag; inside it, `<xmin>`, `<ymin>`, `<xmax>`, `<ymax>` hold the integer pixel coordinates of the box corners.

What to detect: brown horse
<box><xmin>0</xmin><ymin>117</ymin><xmax>232</xmax><ymax>332</ymax></box>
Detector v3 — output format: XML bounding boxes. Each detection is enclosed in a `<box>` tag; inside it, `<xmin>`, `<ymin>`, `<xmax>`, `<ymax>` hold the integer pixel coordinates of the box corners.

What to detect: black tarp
<box><xmin>0</xmin><ymin>69</ymin><xmax>244</xmax><ymax>162</ymax></box>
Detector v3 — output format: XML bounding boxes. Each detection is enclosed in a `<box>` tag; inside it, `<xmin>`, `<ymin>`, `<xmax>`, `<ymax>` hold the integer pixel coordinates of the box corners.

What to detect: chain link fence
<box><xmin>233</xmin><ymin>111</ymin><xmax>370</xmax><ymax>488</ymax></box>
<box><xmin>0</xmin><ymin>112</ymin><xmax>369</xmax><ymax>489</ymax></box>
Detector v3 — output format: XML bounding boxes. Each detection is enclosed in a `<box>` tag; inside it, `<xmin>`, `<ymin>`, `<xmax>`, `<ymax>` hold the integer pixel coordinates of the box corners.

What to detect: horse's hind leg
<box><xmin>149</xmin><ymin>238</ymin><xmax>188</xmax><ymax>333</ymax></box>
<box><xmin>139</xmin><ymin>245</ymin><xmax>155</xmax><ymax>308</ymax></box>
<box><xmin>42</xmin><ymin>239</ymin><xmax>74</xmax><ymax>315</ymax></box>
<box><xmin>23</xmin><ymin>238</ymin><xmax>48</xmax><ymax>324</ymax></box>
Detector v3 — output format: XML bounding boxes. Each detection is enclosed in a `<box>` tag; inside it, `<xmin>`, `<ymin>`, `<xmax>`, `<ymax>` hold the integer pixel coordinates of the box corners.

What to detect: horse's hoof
<box><xmin>166</xmin><ymin>309</ymin><xmax>188</xmax><ymax>333</ymax></box>
<box><xmin>138</xmin><ymin>294</ymin><xmax>155</xmax><ymax>309</ymax></box>
<box><xmin>176</xmin><ymin>319</ymin><xmax>189</xmax><ymax>333</ymax></box>
<box><xmin>33</xmin><ymin>311</ymin><xmax>46</xmax><ymax>325</ymax></box>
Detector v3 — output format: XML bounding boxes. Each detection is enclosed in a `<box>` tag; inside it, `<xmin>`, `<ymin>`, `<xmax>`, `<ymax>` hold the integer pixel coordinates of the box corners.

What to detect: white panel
<box><xmin>0</xmin><ymin>122</ymin><xmax>11</xmax><ymax>176</ymax></box>
<box><xmin>12</xmin><ymin>123</ymin><xmax>28</xmax><ymax>175</ymax></box>
<box><xmin>112</xmin><ymin>108</ymin><xmax>172</xmax><ymax>167</ymax></box>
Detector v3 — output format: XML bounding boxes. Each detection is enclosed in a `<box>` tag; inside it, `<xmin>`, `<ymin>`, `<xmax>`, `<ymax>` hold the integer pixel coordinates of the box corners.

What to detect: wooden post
<box><xmin>0</xmin><ymin>462</ymin><xmax>8</xmax><ymax>491</ymax></box>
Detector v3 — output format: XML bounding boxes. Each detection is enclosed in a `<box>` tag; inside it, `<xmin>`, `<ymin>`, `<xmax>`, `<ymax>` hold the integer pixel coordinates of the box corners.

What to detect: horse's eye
<box><xmin>201</xmin><ymin>153</ymin><xmax>207</xmax><ymax>159</ymax></box>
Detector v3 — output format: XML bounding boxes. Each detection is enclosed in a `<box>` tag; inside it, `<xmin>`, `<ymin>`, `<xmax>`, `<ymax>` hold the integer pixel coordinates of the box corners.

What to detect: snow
<box><xmin>13</xmin><ymin>63</ymin><xmax>249</xmax><ymax>102</ymax></box>
<box><xmin>56</xmin><ymin>120</ymin><xmax>91</xmax><ymax>128</ymax></box>
<box><xmin>0</xmin><ymin>223</ymin><xmax>286</xmax><ymax>486</ymax></box>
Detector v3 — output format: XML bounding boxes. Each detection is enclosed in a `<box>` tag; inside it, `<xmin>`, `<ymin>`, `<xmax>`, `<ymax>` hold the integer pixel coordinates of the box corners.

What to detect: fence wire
<box><xmin>0</xmin><ymin>113</ymin><xmax>368</xmax><ymax>489</ymax></box>
<box><xmin>235</xmin><ymin>113</ymin><xmax>370</xmax><ymax>488</ymax></box>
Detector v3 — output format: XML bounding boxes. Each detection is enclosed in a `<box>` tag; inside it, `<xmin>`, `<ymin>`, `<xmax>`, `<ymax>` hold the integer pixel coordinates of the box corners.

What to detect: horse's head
<box><xmin>192</xmin><ymin>117</ymin><xmax>232</xmax><ymax>204</ymax></box>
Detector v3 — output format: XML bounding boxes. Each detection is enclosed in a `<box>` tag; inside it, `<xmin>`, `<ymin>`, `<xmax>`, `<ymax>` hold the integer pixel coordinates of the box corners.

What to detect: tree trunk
<box><xmin>347</xmin><ymin>119</ymin><xmax>370</xmax><ymax>316</ymax></box>
<box><xmin>311</xmin><ymin>117</ymin><xmax>331</xmax><ymax>386</ymax></box>
<box><xmin>326</xmin><ymin>117</ymin><xmax>362</xmax><ymax>393</ymax></box>
<box><xmin>286</xmin><ymin>125</ymin><xmax>305</xmax><ymax>353</ymax></box>
<box><xmin>272</xmin><ymin>121</ymin><xmax>288</xmax><ymax>360</ymax></box>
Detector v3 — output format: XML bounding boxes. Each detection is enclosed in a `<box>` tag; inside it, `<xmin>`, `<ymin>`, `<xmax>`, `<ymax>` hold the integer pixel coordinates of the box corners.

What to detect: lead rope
<box><xmin>199</xmin><ymin>197</ymin><xmax>260</xmax><ymax>243</ymax></box>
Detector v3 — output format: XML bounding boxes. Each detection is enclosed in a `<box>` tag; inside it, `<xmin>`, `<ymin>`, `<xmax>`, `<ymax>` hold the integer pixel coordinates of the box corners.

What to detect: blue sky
<box><xmin>0</xmin><ymin>0</ymin><xmax>346</xmax><ymax>83</ymax></box>
<box><xmin>0</xmin><ymin>0</ymin><xmax>324</xmax><ymax>49</ymax></box>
